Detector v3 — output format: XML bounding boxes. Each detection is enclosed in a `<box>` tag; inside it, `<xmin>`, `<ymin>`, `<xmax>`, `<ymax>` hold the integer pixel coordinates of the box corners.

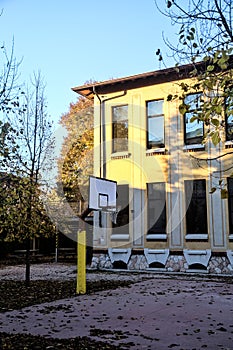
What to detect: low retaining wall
<box><xmin>90</xmin><ymin>252</ymin><xmax>233</xmax><ymax>275</ymax></box>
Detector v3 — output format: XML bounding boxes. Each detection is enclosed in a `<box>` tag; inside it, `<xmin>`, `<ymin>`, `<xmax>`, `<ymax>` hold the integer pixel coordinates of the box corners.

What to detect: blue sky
<box><xmin>0</xmin><ymin>0</ymin><xmax>176</xmax><ymax>124</ymax></box>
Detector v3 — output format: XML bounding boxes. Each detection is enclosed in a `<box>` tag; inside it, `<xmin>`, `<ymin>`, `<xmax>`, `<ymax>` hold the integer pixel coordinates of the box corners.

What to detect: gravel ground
<box><xmin>0</xmin><ymin>263</ymin><xmax>78</xmax><ymax>281</ymax></box>
<box><xmin>0</xmin><ymin>263</ymin><xmax>155</xmax><ymax>282</ymax></box>
<box><xmin>0</xmin><ymin>262</ymin><xmax>232</xmax><ymax>283</ymax></box>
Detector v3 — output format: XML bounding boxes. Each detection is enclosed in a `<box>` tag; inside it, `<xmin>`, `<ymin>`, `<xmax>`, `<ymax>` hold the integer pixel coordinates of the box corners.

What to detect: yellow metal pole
<box><xmin>76</xmin><ymin>230</ymin><xmax>86</xmax><ymax>294</ymax></box>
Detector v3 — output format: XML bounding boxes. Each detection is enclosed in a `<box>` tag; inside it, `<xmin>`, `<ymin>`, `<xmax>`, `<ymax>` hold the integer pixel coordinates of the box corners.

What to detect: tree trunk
<box><xmin>25</xmin><ymin>238</ymin><xmax>31</xmax><ymax>286</ymax></box>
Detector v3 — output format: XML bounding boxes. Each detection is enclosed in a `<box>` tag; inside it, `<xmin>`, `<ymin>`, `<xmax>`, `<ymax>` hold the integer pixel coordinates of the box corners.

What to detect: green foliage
<box><xmin>167</xmin><ymin>47</ymin><xmax>233</xmax><ymax>146</ymax></box>
<box><xmin>155</xmin><ymin>1</ymin><xmax>233</xmax><ymax>147</ymax></box>
<box><xmin>0</xmin><ymin>30</ymin><xmax>55</xmax><ymax>283</ymax></box>
<box><xmin>155</xmin><ymin>1</ymin><xmax>233</xmax><ymax>64</ymax></box>
<box><xmin>0</xmin><ymin>175</ymin><xmax>55</xmax><ymax>242</ymax></box>
<box><xmin>155</xmin><ymin>0</ymin><xmax>233</xmax><ymax>196</ymax></box>
<box><xmin>221</xmin><ymin>188</ymin><xmax>228</xmax><ymax>199</ymax></box>
<box><xmin>0</xmin><ymin>73</ymin><xmax>55</xmax><ymax>245</ymax></box>
<box><xmin>209</xmin><ymin>180</ymin><xmax>229</xmax><ymax>199</ymax></box>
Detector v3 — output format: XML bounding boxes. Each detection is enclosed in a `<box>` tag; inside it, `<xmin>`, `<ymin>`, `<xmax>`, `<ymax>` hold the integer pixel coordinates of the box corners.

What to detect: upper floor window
<box><xmin>146</xmin><ymin>100</ymin><xmax>164</xmax><ymax>149</ymax></box>
<box><xmin>112</xmin><ymin>105</ymin><xmax>128</xmax><ymax>153</ymax></box>
<box><xmin>184</xmin><ymin>93</ymin><xmax>204</xmax><ymax>145</ymax></box>
<box><xmin>225</xmin><ymin>95</ymin><xmax>233</xmax><ymax>141</ymax></box>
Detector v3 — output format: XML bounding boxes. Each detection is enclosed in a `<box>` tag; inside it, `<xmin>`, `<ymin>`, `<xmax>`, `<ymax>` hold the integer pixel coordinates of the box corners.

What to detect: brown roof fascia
<box><xmin>72</xmin><ymin>61</ymin><xmax>205</xmax><ymax>100</ymax></box>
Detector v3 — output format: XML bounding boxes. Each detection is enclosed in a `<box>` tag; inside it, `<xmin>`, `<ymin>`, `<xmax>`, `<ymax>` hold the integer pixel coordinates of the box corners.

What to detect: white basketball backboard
<box><xmin>88</xmin><ymin>176</ymin><xmax>117</xmax><ymax>211</ymax></box>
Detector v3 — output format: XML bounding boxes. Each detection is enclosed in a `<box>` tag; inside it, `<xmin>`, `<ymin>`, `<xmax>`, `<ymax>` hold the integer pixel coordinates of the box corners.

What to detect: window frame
<box><xmin>146</xmin><ymin>182</ymin><xmax>167</xmax><ymax>240</ymax></box>
<box><xmin>112</xmin><ymin>104</ymin><xmax>128</xmax><ymax>153</ymax></box>
<box><xmin>111</xmin><ymin>184</ymin><xmax>130</xmax><ymax>241</ymax></box>
<box><xmin>184</xmin><ymin>179</ymin><xmax>208</xmax><ymax>237</ymax></box>
<box><xmin>184</xmin><ymin>93</ymin><xmax>204</xmax><ymax>146</ymax></box>
<box><xmin>227</xmin><ymin>177</ymin><xmax>233</xmax><ymax>236</ymax></box>
<box><xmin>146</xmin><ymin>99</ymin><xmax>165</xmax><ymax>150</ymax></box>
<box><xmin>225</xmin><ymin>95</ymin><xmax>233</xmax><ymax>142</ymax></box>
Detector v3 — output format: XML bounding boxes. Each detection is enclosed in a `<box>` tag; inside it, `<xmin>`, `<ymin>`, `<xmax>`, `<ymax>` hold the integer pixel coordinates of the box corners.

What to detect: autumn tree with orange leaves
<box><xmin>57</xmin><ymin>96</ymin><xmax>94</xmax><ymax>214</ymax></box>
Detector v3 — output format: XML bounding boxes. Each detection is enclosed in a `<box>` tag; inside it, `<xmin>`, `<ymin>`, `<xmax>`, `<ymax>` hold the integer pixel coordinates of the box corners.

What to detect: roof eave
<box><xmin>72</xmin><ymin>61</ymin><xmax>204</xmax><ymax>100</ymax></box>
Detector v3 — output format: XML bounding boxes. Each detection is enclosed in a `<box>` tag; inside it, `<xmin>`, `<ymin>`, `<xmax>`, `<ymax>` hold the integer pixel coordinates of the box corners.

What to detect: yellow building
<box><xmin>73</xmin><ymin>62</ymin><xmax>233</xmax><ymax>274</ymax></box>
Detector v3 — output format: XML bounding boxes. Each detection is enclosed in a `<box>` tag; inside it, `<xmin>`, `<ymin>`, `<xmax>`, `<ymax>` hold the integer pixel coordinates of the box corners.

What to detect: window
<box><xmin>147</xmin><ymin>183</ymin><xmax>166</xmax><ymax>237</ymax></box>
<box><xmin>227</xmin><ymin>177</ymin><xmax>233</xmax><ymax>234</ymax></box>
<box><xmin>225</xmin><ymin>95</ymin><xmax>233</xmax><ymax>141</ymax></box>
<box><xmin>185</xmin><ymin>179</ymin><xmax>207</xmax><ymax>235</ymax></box>
<box><xmin>111</xmin><ymin>184</ymin><xmax>129</xmax><ymax>240</ymax></box>
<box><xmin>146</xmin><ymin>100</ymin><xmax>164</xmax><ymax>149</ymax></box>
<box><xmin>184</xmin><ymin>93</ymin><xmax>204</xmax><ymax>145</ymax></box>
<box><xmin>112</xmin><ymin>105</ymin><xmax>128</xmax><ymax>153</ymax></box>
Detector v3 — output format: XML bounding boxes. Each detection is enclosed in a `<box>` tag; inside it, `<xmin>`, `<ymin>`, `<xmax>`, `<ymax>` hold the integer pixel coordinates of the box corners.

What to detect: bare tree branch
<box><xmin>155</xmin><ymin>0</ymin><xmax>233</xmax><ymax>62</ymax></box>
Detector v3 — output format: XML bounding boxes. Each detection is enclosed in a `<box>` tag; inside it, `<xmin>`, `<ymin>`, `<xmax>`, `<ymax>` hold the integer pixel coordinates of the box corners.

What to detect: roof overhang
<box><xmin>72</xmin><ymin>61</ymin><xmax>206</xmax><ymax>100</ymax></box>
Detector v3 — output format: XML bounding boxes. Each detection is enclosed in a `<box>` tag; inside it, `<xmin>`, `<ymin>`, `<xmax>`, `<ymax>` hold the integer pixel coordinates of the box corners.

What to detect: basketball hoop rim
<box><xmin>99</xmin><ymin>205</ymin><xmax>117</xmax><ymax>212</ymax></box>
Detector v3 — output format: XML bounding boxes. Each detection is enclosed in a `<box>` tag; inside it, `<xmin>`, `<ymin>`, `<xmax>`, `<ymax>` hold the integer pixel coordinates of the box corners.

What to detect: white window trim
<box><xmin>146</xmin><ymin>147</ymin><xmax>166</xmax><ymax>154</ymax></box>
<box><xmin>225</xmin><ymin>141</ymin><xmax>233</xmax><ymax>147</ymax></box>
<box><xmin>111</xmin><ymin>151</ymin><xmax>131</xmax><ymax>157</ymax></box>
<box><xmin>110</xmin><ymin>234</ymin><xmax>130</xmax><ymax>241</ymax></box>
<box><xmin>146</xmin><ymin>234</ymin><xmax>167</xmax><ymax>240</ymax></box>
<box><xmin>183</xmin><ymin>144</ymin><xmax>205</xmax><ymax>151</ymax></box>
<box><xmin>185</xmin><ymin>234</ymin><xmax>208</xmax><ymax>240</ymax></box>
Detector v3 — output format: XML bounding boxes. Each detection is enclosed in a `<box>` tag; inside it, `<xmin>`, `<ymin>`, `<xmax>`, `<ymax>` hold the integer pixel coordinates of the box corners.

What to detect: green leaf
<box><xmin>188</xmin><ymin>32</ymin><xmax>194</xmax><ymax>40</ymax></box>
<box><xmin>215</xmin><ymin>105</ymin><xmax>223</xmax><ymax>114</ymax></box>
<box><xmin>179</xmin><ymin>104</ymin><xmax>188</xmax><ymax>115</ymax></box>
<box><xmin>211</xmin><ymin>131</ymin><xmax>221</xmax><ymax>146</ymax></box>
<box><xmin>190</xmin><ymin>116</ymin><xmax>198</xmax><ymax>123</ymax></box>
<box><xmin>211</xmin><ymin>118</ymin><xmax>220</xmax><ymax>127</ymax></box>
<box><xmin>207</xmin><ymin>65</ymin><xmax>215</xmax><ymax>72</ymax></box>
<box><xmin>221</xmin><ymin>189</ymin><xmax>228</xmax><ymax>199</ymax></box>
<box><xmin>180</xmin><ymin>82</ymin><xmax>189</xmax><ymax>92</ymax></box>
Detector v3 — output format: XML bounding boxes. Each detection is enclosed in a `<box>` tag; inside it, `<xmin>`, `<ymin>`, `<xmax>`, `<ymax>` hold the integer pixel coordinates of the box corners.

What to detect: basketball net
<box><xmin>108</xmin><ymin>205</ymin><xmax>121</xmax><ymax>225</ymax></box>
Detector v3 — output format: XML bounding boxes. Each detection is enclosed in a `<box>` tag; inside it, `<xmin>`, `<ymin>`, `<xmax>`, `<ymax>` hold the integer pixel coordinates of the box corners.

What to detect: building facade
<box><xmin>73</xmin><ymin>63</ymin><xmax>233</xmax><ymax>274</ymax></box>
